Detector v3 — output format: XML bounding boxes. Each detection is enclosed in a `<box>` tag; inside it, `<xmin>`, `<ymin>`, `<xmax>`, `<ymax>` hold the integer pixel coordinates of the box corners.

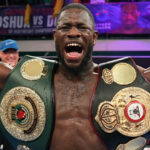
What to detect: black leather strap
<box><xmin>91</xmin><ymin>57</ymin><xmax>150</xmax><ymax>150</ymax></box>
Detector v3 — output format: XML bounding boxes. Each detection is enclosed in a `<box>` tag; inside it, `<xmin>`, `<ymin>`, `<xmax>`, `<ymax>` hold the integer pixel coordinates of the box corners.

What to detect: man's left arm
<box><xmin>0</xmin><ymin>63</ymin><xmax>12</xmax><ymax>91</ymax></box>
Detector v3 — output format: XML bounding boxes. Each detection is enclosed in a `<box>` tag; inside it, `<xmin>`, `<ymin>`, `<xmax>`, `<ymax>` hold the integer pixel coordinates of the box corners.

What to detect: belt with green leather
<box><xmin>90</xmin><ymin>57</ymin><xmax>150</xmax><ymax>150</ymax></box>
<box><xmin>0</xmin><ymin>55</ymin><xmax>56</xmax><ymax>150</ymax></box>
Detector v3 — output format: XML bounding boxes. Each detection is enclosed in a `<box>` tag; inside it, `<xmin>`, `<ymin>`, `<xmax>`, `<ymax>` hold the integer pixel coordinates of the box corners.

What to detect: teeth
<box><xmin>67</xmin><ymin>43</ymin><xmax>81</xmax><ymax>47</ymax></box>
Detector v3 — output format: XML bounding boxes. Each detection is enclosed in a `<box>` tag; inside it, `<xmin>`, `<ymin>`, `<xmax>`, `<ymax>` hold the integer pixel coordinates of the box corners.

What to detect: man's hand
<box><xmin>0</xmin><ymin>63</ymin><xmax>12</xmax><ymax>91</ymax></box>
<box><xmin>143</xmin><ymin>67</ymin><xmax>150</xmax><ymax>82</ymax></box>
<box><xmin>137</xmin><ymin>65</ymin><xmax>150</xmax><ymax>82</ymax></box>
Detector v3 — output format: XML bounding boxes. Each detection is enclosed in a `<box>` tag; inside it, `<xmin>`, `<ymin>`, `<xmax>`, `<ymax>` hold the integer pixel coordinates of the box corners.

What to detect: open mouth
<box><xmin>65</xmin><ymin>43</ymin><xmax>83</xmax><ymax>60</ymax></box>
<box><xmin>66</xmin><ymin>43</ymin><xmax>82</xmax><ymax>53</ymax></box>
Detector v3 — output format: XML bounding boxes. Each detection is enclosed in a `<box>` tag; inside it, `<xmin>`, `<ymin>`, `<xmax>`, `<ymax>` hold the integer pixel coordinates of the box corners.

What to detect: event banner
<box><xmin>86</xmin><ymin>2</ymin><xmax>150</xmax><ymax>34</ymax></box>
<box><xmin>0</xmin><ymin>2</ymin><xmax>150</xmax><ymax>36</ymax></box>
<box><xmin>0</xmin><ymin>5</ymin><xmax>56</xmax><ymax>35</ymax></box>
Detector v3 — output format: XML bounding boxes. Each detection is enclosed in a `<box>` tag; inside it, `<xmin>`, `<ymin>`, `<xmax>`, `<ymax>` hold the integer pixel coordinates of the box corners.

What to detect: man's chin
<box><xmin>63</xmin><ymin>62</ymin><xmax>82</xmax><ymax>74</ymax></box>
<box><xmin>8</xmin><ymin>62</ymin><xmax>15</xmax><ymax>67</ymax></box>
<box><xmin>65</xmin><ymin>60</ymin><xmax>81</xmax><ymax>67</ymax></box>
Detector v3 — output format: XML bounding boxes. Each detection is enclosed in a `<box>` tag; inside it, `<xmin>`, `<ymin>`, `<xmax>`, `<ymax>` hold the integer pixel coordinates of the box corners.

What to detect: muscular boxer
<box><xmin>0</xmin><ymin>3</ymin><xmax>150</xmax><ymax>150</ymax></box>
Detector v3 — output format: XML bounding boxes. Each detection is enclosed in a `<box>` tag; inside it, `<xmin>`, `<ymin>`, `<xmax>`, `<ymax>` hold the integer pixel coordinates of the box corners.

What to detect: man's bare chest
<box><xmin>54</xmin><ymin>79</ymin><xmax>94</xmax><ymax>117</ymax></box>
<box><xmin>50</xmin><ymin>75</ymin><xmax>107</xmax><ymax>150</ymax></box>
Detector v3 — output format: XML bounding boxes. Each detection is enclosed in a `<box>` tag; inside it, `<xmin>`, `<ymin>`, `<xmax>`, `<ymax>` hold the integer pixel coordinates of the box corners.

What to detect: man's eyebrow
<box><xmin>77</xmin><ymin>23</ymin><xmax>87</xmax><ymax>26</ymax></box>
<box><xmin>63</xmin><ymin>23</ymin><xmax>71</xmax><ymax>26</ymax></box>
<box><xmin>62</xmin><ymin>22</ymin><xmax>86</xmax><ymax>26</ymax></box>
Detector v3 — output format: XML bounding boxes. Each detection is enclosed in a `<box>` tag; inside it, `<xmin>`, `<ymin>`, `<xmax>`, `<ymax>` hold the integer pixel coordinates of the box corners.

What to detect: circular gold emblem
<box><xmin>102</xmin><ymin>63</ymin><xmax>136</xmax><ymax>85</ymax></box>
<box><xmin>21</xmin><ymin>59</ymin><xmax>46</xmax><ymax>80</ymax></box>
<box><xmin>111</xmin><ymin>63</ymin><xmax>136</xmax><ymax>85</ymax></box>
<box><xmin>0</xmin><ymin>87</ymin><xmax>46</xmax><ymax>141</ymax></box>
<box><xmin>95</xmin><ymin>87</ymin><xmax>150</xmax><ymax>137</ymax></box>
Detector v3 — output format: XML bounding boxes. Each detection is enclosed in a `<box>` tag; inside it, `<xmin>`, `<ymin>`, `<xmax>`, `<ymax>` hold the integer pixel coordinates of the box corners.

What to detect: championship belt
<box><xmin>0</xmin><ymin>55</ymin><xmax>57</xmax><ymax>150</ymax></box>
<box><xmin>90</xmin><ymin>57</ymin><xmax>150</xmax><ymax>150</ymax></box>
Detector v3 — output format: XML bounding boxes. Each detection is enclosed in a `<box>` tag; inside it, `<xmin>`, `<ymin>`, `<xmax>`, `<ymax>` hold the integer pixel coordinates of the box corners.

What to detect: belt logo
<box><xmin>125</xmin><ymin>100</ymin><xmax>146</xmax><ymax>123</ymax></box>
<box><xmin>0</xmin><ymin>87</ymin><xmax>46</xmax><ymax>141</ymax></box>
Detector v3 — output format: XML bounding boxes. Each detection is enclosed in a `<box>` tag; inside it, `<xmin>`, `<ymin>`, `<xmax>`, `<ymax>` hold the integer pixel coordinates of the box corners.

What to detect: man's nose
<box><xmin>67</xmin><ymin>27</ymin><xmax>81</xmax><ymax>38</ymax></box>
<box><xmin>7</xmin><ymin>53</ymin><xmax>15</xmax><ymax>57</ymax></box>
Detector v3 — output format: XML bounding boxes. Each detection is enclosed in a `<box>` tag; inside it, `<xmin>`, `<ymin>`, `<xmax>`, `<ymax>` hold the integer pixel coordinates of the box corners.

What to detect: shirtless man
<box><xmin>0</xmin><ymin>3</ymin><xmax>150</xmax><ymax>150</ymax></box>
<box><xmin>50</xmin><ymin>3</ymin><xmax>107</xmax><ymax>150</ymax></box>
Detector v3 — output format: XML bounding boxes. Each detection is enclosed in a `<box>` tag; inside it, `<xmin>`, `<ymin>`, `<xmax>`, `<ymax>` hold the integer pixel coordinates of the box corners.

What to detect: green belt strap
<box><xmin>0</xmin><ymin>55</ymin><xmax>57</xmax><ymax>150</ymax></box>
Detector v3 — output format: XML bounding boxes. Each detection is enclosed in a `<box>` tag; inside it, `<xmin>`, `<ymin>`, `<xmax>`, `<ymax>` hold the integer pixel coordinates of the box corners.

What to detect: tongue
<box><xmin>70</xmin><ymin>52</ymin><xmax>80</xmax><ymax>56</ymax></box>
<box><xmin>67</xmin><ymin>52</ymin><xmax>82</xmax><ymax>60</ymax></box>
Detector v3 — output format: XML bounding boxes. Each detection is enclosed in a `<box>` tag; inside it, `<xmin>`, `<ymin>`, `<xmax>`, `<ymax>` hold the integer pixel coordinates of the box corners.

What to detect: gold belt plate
<box><xmin>95</xmin><ymin>87</ymin><xmax>150</xmax><ymax>137</ymax></box>
<box><xmin>102</xmin><ymin>63</ymin><xmax>136</xmax><ymax>85</ymax></box>
<box><xmin>21</xmin><ymin>59</ymin><xmax>48</xmax><ymax>80</ymax></box>
<box><xmin>0</xmin><ymin>87</ymin><xmax>46</xmax><ymax>141</ymax></box>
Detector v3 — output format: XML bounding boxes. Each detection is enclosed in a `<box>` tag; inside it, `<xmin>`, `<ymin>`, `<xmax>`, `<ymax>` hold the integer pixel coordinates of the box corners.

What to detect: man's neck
<box><xmin>57</xmin><ymin>61</ymin><xmax>96</xmax><ymax>81</ymax></box>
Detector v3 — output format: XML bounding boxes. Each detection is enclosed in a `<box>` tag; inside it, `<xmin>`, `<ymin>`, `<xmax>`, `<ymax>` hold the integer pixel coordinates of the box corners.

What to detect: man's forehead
<box><xmin>57</xmin><ymin>8</ymin><xmax>93</xmax><ymax>27</ymax></box>
<box><xmin>59</xmin><ymin>8</ymin><xmax>90</xmax><ymax>20</ymax></box>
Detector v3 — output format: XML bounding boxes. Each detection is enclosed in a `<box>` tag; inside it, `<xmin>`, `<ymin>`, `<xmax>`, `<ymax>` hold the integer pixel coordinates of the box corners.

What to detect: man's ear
<box><xmin>53</xmin><ymin>29</ymin><xmax>56</xmax><ymax>41</ymax></box>
<box><xmin>93</xmin><ymin>31</ymin><xmax>98</xmax><ymax>45</ymax></box>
